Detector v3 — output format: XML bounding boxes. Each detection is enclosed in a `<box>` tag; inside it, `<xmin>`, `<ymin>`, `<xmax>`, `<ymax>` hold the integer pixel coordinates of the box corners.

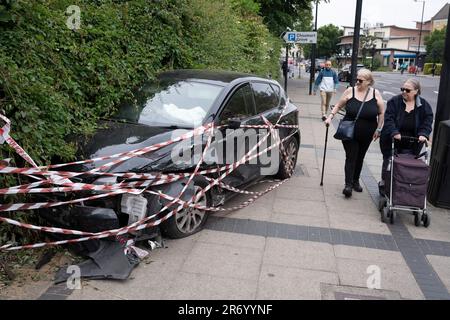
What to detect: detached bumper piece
<box><xmin>54</xmin><ymin>241</ymin><xmax>140</xmax><ymax>283</ymax></box>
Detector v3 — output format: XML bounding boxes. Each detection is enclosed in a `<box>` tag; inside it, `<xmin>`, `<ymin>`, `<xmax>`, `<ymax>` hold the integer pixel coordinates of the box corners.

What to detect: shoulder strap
<box><xmin>373</xmin><ymin>88</ymin><xmax>376</xmax><ymax>99</ymax></box>
<box><xmin>352</xmin><ymin>86</ymin><xmax>355</xmax><ymax>98</ymax></box>
<box><xmin>355</xmin><ymin>88</ymin><xmax>371</xmax><ymax>121</ymax></box>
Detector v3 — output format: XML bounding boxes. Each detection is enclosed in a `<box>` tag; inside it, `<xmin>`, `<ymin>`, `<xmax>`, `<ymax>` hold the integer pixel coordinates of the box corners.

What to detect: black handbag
<box><xmin>334</xmin><ymin>88</ymin><xmax>370</xmax><ymax>141</ymax></box>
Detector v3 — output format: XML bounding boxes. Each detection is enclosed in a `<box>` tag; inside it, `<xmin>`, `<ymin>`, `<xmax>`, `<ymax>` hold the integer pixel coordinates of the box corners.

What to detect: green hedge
<box><xmin>0</xmin><ymin>0</ymin><xmax>281</xmax><ymax>167</ymax></box>
<box><xmin>423</xmin><ymin>63</ymin><xmax>442</xmax><ymax>75</ymax></box>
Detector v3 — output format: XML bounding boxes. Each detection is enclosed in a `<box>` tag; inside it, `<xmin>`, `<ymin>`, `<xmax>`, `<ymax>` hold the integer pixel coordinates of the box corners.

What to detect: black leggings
<box><xmin>342</xmin><ymin>138</ymin><xmax>372</xmax><ymax>185</ymax></box>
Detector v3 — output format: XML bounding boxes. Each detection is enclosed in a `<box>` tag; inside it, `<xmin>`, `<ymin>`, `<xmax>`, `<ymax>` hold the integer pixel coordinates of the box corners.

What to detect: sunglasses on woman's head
<box><xmin>400</xmin><ymin>87</ymin><xmax>412</xmax><ymax>93</ymax></box>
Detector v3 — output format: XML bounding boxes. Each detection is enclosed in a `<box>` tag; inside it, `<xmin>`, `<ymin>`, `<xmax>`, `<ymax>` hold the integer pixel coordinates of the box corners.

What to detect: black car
<box><xmin>305</xmin><ymin>59</ymin><xmax>325</xmax><ymax>73</ymax></box>
<box><xmin>39</xmin><ymin>70</ymin><xmax>300</xmax><ymax>242</ymax></box>
<box><xmin>338</xmin><ymin>63</ymin><xmax>365</xmax><ymax>82</ymax></box>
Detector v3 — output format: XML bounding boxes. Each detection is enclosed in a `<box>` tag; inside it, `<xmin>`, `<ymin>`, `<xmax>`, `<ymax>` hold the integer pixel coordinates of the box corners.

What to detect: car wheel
<box><xmin>161</xmin><ymin>184</ymin><xmax>210</xmax><ymax>239</ymax></box>
<box><xmin>276</xmin><ymin>136</ymin><xmax>299</xmax><ymax>179</ymax></box>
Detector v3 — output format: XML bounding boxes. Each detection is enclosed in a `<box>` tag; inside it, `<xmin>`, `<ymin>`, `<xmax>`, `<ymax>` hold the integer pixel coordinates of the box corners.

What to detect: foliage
<box><xmin>255</xmin><ymin>0</ymin><xmax>315</xmax><ymax>36</ymax></box>
<box><xmin>0</xmin><ymin>0</ymin><xmax>281</xmax><ymax>248</ymax></box>
<box><xmin>315</xmin><ymin>24</ymin><xmax>343</xmax><ymax>59</ymax></box>
<box><xmin>423</xmin><ymin>63</ymin><xmax>442</xmax><ymax>75</ymax></box>
<box><xmin>0</xmin><ymin>0</ymin><xmax>280</xmax><ymax>166</ymax></box>
<box><xmin>425</xmin><ymin>28</ymin><xmax>446</xmax><ymax>63</ymax></box>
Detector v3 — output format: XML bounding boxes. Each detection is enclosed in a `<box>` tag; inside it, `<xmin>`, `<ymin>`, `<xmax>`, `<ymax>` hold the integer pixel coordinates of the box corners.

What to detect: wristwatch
<box><xmin>376</xmin><ymin>128</ymin><xmax>382</xmax><ymax>133</ymax></box>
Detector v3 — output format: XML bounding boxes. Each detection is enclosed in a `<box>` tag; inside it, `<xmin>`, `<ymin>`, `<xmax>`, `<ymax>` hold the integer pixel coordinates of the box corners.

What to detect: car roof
<box><xmin>158</xmin><ymin>69</ymin><xmax>262</xmax><ymax>86</ymax></box>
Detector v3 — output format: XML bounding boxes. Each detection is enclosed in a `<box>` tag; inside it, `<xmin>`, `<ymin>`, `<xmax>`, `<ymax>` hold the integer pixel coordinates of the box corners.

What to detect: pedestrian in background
<box><xmin>314</xmin><ymin>60</ymin><xmax>339</xmax><ymax>121</ymax></box>
<box><xmin>324</xmin><ymin>69</ymin><xmax>385</xmax><ymax>198</ymax></box>
<box><xmin>378</xmin><ymin>78</ymin><xmax>433</xmax><ymax>190</ymax></box>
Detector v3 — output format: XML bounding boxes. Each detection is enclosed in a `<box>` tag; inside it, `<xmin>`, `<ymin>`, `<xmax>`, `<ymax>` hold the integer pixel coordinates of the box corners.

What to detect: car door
<box><xmin>216</xmin><ymin>83</ymin><xmax>260</xmax><ymax>187</ymax></box>
<box><xmin>250</xmin><ymin>81</ymin><xmax>284</xmax><ymax>176</ymax></box>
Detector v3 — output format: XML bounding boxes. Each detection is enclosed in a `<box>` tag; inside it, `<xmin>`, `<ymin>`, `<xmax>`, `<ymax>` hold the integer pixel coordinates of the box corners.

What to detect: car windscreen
<box><xmin>113</xmin><ymin>80</ymin><xmax>223</xmax><ymax>128</ymax></box>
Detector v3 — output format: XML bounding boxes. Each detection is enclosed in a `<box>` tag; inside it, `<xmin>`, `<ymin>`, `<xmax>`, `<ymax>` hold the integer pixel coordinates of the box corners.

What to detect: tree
<box><xmin>316</xmin><ymin>24</ymin><xmax>343</xmax><ymax>59</ymax></box>
<box><xmin>425</xmin><ymin>28</ymin><xmax>446</xmax><ymax>63</ymax></box>
<box><xmin>255</xmin><ymin>0</ymin><xmax>329</xmax><ymax>36</ymax></box>
<box><xmin>360</xmin><ymin>34</ymin><xmax>378</xmax><ymax>66</ymax></box>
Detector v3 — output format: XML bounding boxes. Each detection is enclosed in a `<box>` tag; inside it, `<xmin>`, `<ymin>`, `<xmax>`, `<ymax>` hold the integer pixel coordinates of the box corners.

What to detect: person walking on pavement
<box><xmin>314</xmin><ymin>60</ymin><xmax>339</xmax><ymax>121</ymax></box>
<box><xmin>324</xmin><ymin>69</ymin><xmax>385</xmax><ymax>198</ymax></box>
<box><xmin>378</xmin><ymin>78</ymin><xmax>433</xmax><ymax>192</ymax></box>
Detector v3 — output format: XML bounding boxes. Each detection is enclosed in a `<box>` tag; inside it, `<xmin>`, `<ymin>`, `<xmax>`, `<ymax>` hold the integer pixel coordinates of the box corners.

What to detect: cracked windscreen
<box><xmin>114</xmin><ymin>80</ymin><xmax>223</xmax><ymax>128</ymax></box>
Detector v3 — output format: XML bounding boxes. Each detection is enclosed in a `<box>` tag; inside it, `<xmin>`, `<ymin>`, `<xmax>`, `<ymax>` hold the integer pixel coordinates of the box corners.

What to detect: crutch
<box><xmin>320</xmin><ymin>123</ymin><xmax>329</xmax><ymax>186</ymax></box>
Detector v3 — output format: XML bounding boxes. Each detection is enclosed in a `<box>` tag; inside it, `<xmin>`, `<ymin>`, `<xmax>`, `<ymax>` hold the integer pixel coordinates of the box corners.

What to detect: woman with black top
<box><xmin>379</xmin><ymin>78</ymin><xmax>433</xmax><ymax>187</ymax></box>
<box><xmin>325</xmin><ymin>69</ymin><xmax>385</xmax><ymax>197</ymax></box>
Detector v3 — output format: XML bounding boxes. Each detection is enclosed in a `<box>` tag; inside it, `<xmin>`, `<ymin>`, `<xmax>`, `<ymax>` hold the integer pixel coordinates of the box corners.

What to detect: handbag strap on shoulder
<box><xmin>355</xmin><ymin>87</ymin><xmax>371</xmax><ymax>121</ymax></box>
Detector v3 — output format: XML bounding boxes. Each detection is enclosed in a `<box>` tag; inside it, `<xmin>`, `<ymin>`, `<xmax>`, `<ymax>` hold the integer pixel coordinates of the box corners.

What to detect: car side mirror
<box><xmin>228</xmin><ymin>118</ymin><xmax>241</xmax><ymax>129</ymax></box>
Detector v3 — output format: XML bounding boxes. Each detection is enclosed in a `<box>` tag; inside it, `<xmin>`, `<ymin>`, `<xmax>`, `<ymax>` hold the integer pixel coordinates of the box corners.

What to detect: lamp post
<box><xmin>415</xmin><ymin>0</ymin><xmax>426</xmax><ymax>74</ymax></box>
<box><xmin>309</xmin><ymin>0</ymin><xmax>319</xmax><ymax>95</ymax></box>
<box><xmin>350</xmin><ymin>0</ymin><xmax>363</xmax><ymax>86</ymax></box>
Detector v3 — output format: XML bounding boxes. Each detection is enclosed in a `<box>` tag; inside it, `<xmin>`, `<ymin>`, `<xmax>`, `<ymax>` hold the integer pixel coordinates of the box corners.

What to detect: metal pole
<box><xmin>431</xmin><ymin>7</ymin><xmax>450</xmax><ymax>161</ymax></box>
<box><xmin>350</xmin><ymin>0</ymin><xmax>363</xmax><ymax>87</ymax></box>
<box><xmin>416</xmin><ymin>1</ymin><xmax>425</xmax><ymax>75</ymax></box>
<box><xmin>284</xmin><ymin>43</ymin><xmax>289</xmax><ymax>92</ymax></box>
<box><xmin>309</xmin><ymin>1</ymin><xmax>318</xmax><ymax>95</ymax></box>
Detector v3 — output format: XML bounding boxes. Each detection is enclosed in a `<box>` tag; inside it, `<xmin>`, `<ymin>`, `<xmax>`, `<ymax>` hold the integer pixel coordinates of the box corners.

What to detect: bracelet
<box><xmin>376</xmin><ymin>128</ymin><xmax>382</xmax><ymax>133</ymax></box>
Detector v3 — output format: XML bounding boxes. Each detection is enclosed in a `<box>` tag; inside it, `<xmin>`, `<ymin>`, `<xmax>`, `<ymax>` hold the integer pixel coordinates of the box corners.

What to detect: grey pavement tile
<box><xmin>67</xmin><ymin>283</ymin><xmax>125</xmax><ymax>300</ymax></box>
<box><xmin>319</xmin><ymin>228</ymin><xmax>332</xmax><ymax>244</ymax></box>
<box><xmin>233</xmin><ymin>218</ymin><xmax>249</xmax><ymax>234</ymax></box>
<box><xmin>330</xmin><ymin>229</ymin><xmax>343</xmax><ymax>245</ymax></box>
<box><xmin>297</xmin><ymin>225</ymin><xmax>309</xmax><ymax>241</ymax></box>
<box><xmin>336</xmin><ymin>258</ymin><xmax>425</xmax><ymax>300</ymax></box>
<box><xmin>163</xmin><ymin>273</ymin><xmax>258</xmax><ymax>300</ymax></box>
<box><xmin>38</xmin><ymin>293</ymin><xmax>69</xmax><ymax>300</ymax></box>
<box><xmin>263</xmin><ymin>238</ymin><xmax>337</xmax><ymax>272</ymax></box>
<box><xmin>182</xmin><ymin>242</ymin><xmax>263</xmax><ymax>281</ymax></box>
<box><xmin>308</xmin><ymin>227</ymin><xmax>322</xmax><ymax>242</ymax></box>
<box><xmin>196</xmin><ymin>229</ymin><xmax>266</xmax><ymax>251</ymax></box>
<box><xmin>257</xmin><ymin>264</ymin><xmax>339</xmax><ymax>300</ymax></box>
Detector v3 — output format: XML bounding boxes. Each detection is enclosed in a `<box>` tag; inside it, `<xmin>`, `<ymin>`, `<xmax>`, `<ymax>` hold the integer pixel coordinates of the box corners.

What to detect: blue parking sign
<box><xmin>288</xmin><ymin>33</ymin><xmax>296</xmax><ymax>42</ymax></box>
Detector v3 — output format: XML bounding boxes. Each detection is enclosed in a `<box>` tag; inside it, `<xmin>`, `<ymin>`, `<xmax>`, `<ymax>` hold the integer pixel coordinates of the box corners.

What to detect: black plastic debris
<box><xmin>54</xmin><ymin>240</ymin><xmax>141</xmax><ymax>283</ymax></box>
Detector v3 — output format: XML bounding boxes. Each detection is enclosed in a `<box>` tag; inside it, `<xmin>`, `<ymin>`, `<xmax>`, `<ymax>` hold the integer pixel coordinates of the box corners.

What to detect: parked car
<box><xmin>38</xmin><ymin>70</ymin><xmax>301</xmax><ymax>243</ymax></box>
<box><xmin>338</xmin><ymin>63</ymin><xmax>365</xmax><ymax>82</ymax></box>
<box><xmin>305</xmin><ymin>59</ymin><xmax>325</xmax><ymax>73</ymax></box>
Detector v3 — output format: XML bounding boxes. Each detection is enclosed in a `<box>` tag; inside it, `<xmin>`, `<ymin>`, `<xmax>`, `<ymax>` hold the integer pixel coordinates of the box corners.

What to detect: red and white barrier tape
<box><xmin>0</xmin><ymin>108</ymin><xmax>299</xmax><ymax>251</ymax></box>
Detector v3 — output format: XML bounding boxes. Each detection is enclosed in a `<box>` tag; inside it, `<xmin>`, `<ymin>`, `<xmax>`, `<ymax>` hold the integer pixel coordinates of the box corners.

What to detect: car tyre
<box><xmin>276</xmin><ymin>136</ymin><xmax>299</xmax><ymax>179</ymax></box>
<box><xmin>161</xmin><ymin>182</ymin><xmax>211</xmax><ymax>239</ymax></box>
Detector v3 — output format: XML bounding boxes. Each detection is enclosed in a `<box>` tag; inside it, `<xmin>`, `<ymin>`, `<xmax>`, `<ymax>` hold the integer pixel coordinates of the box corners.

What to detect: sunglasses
<box><xmin>400</xmin><ymin>87</ymin><xmax>413</xmax><ymax>93</ymax></box>
<box><xmin>356</xmin><ymin>79</ymin><xmax>365</xmax><ymax>84</ymax></box>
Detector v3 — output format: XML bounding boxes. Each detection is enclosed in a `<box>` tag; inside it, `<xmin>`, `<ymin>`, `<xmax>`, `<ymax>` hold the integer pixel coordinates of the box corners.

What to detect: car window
<box><xmin>114</xmin><ymin>80</ymin><xmax>223</xmax><ymax>128</ymax></box>
<box><xmin>252</xmin><ymin>82</ymin><xmax>279</xmax><ymax>114</ymax></box>
<box><xmin>271</xmin><ymin>84</ymin><xmax>285</xmax><ymax>107</ymax></box>
<box><xmin>219</xmin><ymin>84</ymin><xmax>255</xmax><ymax>123</ymax></box>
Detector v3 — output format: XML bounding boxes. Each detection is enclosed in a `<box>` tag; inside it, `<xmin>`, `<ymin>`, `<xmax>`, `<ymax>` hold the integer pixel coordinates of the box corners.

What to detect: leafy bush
<box><xmin>0</xmin><ymin>0</ymin><xmax>280</xmax><ymax>248</ymax></box>
<box><xmin>0</xmin><ymin>0</ymin><xmax>281</xmax><ymax>166</ymax></box>
<box><xmin>423</xmin><ymin>63</ymin><xmax>442</xmax><ymax>75</ymax></box>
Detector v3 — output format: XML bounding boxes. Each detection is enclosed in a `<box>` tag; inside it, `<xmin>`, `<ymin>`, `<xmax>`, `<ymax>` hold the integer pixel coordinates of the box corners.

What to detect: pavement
<box><xmin>4</xmin><ymin>76</ymin><xmax>450</xmax><ymax>301</ymax></box>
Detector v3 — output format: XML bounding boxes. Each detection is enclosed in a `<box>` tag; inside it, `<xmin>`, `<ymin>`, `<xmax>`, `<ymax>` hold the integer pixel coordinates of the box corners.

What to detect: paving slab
<box><xmin>263</xmin><ymin>238</ymin><xmax>336</xmax><ymax>273</ymax></box>
<box><xmin>181</xmin><ymin>242</ymin><xmax>263</xmax><ymax>281</ymax></box>
<box><xmin>336</xmin><ymin>258</ymin><xmax>424</xmax><ymax>299</ymax></box>
<box><xmin>256</xmin><ymin>264</ymin><xmax>338</xmax><ymax>300</ymax></box>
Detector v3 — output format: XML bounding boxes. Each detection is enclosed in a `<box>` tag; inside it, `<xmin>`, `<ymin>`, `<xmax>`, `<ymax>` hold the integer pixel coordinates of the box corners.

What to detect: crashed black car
<box><xmin>39</xmin><ymin>70</ymin><xmax>300</xmax><ymax>244</ymax></box>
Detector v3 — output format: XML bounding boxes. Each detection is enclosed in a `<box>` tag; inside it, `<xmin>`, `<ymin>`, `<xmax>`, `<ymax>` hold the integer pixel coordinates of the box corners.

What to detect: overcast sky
<box><xmin>316</xmin><ymin>0</ymin><xmax>449</xmax><ymax>29</ymax></box>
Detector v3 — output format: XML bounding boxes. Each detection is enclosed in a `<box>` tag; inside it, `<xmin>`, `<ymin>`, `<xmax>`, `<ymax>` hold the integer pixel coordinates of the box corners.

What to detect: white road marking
<box><xmin>383</xmin><ymin>91</ymin><xmax>396</xmax><ymax>96</ymax></box>
<box><xmin>434</xmin><ymin>91</ymin><xmax>439</xmax><ymax>94</ymax></box>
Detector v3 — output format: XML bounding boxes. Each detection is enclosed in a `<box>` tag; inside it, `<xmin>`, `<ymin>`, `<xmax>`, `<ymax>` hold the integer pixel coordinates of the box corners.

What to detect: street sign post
<box><xmin>282</xmin><ymin>31</ymin><xmax>317</xmax><ymax>94</ymax></box>
<box><xmin>283</xmin><ymin>31</ymin><xmax>317</xmax><ymax>44</ymax></box>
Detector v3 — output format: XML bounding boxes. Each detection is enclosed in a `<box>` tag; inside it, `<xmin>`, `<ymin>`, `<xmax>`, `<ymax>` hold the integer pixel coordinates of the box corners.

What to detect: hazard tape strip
<box><xmin>0</xmin><ymin>107</ymin><xmax>299</xmax><ymax>251</ymax></box>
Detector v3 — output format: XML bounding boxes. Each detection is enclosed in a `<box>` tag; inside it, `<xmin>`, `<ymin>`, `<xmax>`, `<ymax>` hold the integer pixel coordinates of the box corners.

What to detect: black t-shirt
<box><xmin>398</xmin><ymin>108</ymin><xmax>416</xmax><ymax>151</ymax></box>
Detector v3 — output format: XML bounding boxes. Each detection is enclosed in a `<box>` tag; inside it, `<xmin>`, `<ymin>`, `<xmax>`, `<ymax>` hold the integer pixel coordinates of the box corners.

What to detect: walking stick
<box><xmin>320</xmin><ymin>123</ymin><xmax>329</xmax><ymax>186</ymax></box>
